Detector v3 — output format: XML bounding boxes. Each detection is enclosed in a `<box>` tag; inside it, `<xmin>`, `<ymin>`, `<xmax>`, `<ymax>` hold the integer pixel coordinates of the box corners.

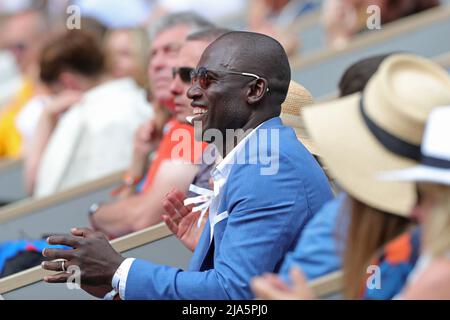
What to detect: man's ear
<box><xmin>247</xmin><ymin>79</ymin><xmax>269</xmax><ymax>105</ymax></box>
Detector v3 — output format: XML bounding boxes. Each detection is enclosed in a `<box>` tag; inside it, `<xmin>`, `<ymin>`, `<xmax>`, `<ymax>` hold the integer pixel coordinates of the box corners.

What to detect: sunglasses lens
<box><xmin>190</xmin><ymin>69</ymin><xmax>197</xmax><ymax>85</ymax></box>
<box><xmin>179</xmin><ymin>68</ymin><xmax>192</xmax><ymax>84</ymax></box>
<box><xmin>190</xmin><ymin>67</ymin><xmax>212</xmax><ymax>89</ymax></box>
<box><xmin>198</xmin><ymin>68</ymin><xmax>211</xmax><ymax>89</ymax></box>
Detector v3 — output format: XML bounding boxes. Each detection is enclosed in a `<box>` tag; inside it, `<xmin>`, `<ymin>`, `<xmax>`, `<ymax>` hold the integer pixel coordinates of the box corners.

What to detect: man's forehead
<box><xmin>151</xmin><ymin>25</ymin><xmax>190</xmax><ymax>50</ymax></box>
<box><xmin>197</xmin><ymin>45</ymin><xmax>240</xmax><ymax>70</ymax></box>
<box><xmin>178</xmin><ymin>41</ymin><xmax>210</xmax><ymax>66</ymax></box>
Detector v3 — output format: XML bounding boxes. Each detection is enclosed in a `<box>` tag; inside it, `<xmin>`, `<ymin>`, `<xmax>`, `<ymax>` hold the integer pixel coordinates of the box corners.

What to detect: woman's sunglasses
<box><xmin>172</xmin><ymin>67</ymin><xmax>194</xmax><ymax>84</ymax></box>
<box><xmin>190</xmin><ymin>66</ymin><xmax>265</xmax><ymax>90</ymax></box>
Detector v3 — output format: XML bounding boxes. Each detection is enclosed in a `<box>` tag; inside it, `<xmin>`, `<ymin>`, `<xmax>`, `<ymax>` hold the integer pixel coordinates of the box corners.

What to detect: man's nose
<box><xmin>170</xmin><ymin>75</ymin><xmax>183</xmax><ymax>95</ymax></box>
<box><xmin>149</xmin><ymin>51</ymin><xmax>165</xmax><ymax>72</ymax></box>
<box><xmin>187</xmin><ymin>82</ymin><xmax>202</xmax><ymax>100</ymax></box>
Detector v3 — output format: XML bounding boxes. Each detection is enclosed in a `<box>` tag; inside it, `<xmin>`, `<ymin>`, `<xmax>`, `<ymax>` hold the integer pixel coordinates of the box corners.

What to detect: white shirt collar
<box><xmin>212</xmin><ymin>121</ymin><xmax>267</xmax><ymax>183</ymax></box>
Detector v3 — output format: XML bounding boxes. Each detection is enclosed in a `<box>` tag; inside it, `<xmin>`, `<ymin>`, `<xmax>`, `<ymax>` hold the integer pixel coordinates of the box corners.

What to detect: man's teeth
<box><xmin>193</xmin><ymin>107</ymin><xmax>207</xmax><ymax>115</ymax></box>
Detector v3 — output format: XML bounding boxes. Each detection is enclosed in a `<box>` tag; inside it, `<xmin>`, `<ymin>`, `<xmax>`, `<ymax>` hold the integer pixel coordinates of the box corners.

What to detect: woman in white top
<box><xmin>26</xmin><ymin>30</ymin><xmax>152</xmax><ymax>197</ymax></box>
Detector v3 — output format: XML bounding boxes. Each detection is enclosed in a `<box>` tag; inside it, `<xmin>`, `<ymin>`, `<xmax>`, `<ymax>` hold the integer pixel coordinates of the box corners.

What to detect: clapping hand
<box><xmin>162</xmin><ymin>188</ymin><xmax>208</xmax><ymax>252</ymax></box>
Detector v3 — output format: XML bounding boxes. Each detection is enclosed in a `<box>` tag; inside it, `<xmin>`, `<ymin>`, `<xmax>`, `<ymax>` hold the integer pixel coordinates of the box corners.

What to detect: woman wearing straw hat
<box><xmin>251</xmin><ymin>54</ymin><xmax>450</xmax><ymax>299</ymax></box>
<box><xmin>377</xmin><ymin>106</ymin><xmax>450</xmax><ymax>299</ymax></box>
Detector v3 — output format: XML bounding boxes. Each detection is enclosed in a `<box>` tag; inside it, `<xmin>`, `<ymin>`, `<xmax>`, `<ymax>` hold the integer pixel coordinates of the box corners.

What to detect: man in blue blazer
<box><xmin>42</xmin><ymin>31</ymin><xmax>333</xmax><ymax>300</ymax></box>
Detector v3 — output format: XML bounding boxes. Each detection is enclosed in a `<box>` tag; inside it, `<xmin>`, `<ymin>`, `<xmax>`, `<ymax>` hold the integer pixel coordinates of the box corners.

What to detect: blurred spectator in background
<box><xmin>26</xmin><ymin>30</ymin><xmax>152</xmax><ymax>197</ymax></box>
<box><xmin>247</xmin><ymin>0</ymin><xmax>320</xmax><ymax>56</ymax></box>
<box><xmin>148</xmin><ymin>0</ymin><xmax>245</xmax><ymax>26</ymax></box>
<box><xmin>72</xmin><ymin>0</ymin><xmax>154</xmax><ymax>29</ymax></box>
<box><xmin>104</xmin><ymin>28</ymin><xmax>150</xmax><ymax>89</ymax></box>
<box><xmin>0</xmin><ymin>51</ymin><xmax>22</xmax><ymax>110</ymax></box>
<box><xmin>395</xmin><ymin>113</ymin><xmax>450</xmax><ymax>299</ymax></box>
<box><xmin>88</xmin><ymin>13</ymin><xmax>214</xmax><ymax>239</ymax></box>
<box><xmin>0</xmin><ymin>8</ymin><xmax>50</xmax><ymax>158</ymax></box>
<box><xmin>322</xmin><ymin>0</ymin><xmax>440</xmax><ymax>49</ymax></box>
<box><xmin>0</xmin><ymin>13</ymin><xmax>21</xmax><ymax>108</ymax></box>
<box><xmin>0</xmin><ymin>0</ymin><xmax>45</xmax><ymax>15</ymax></box>
<box><xmin>15</xmin><ymin>16</ymin><xmax>108</xmax><ymax>154</ymax></box>
<box><xmin>365</xmin><ymin>106</ymin><xmax>450</xmax><ymax>300</ymax></box>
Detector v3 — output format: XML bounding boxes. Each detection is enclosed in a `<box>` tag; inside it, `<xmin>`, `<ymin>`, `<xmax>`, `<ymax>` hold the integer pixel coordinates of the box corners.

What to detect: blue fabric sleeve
<box><xmin>278</xmin><ymin>193</ymin><xmax>348</xmax><ymax>282</ymax></box>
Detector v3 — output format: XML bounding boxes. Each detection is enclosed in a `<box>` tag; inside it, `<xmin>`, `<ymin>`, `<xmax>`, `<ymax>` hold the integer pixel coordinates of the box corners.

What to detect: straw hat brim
<box><xmin>291</xmin><ymin>127</ymin><xmax>317</xmax><ymax>155</ymax></box>
<box><xmin>281</xmin><ymin>81</ymin><xmax>317</xmax><ymax>155</ymax></box>
<box><xmin>303</xmin><ymin>93</ymin><xmax>417</xmax><ymax>216</ymax></box>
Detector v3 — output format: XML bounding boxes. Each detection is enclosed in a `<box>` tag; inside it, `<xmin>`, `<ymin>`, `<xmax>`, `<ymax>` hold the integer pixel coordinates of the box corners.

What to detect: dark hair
<box><xmin>382</xmin><ymin>0</ymin><xmax>440</xmax><ymax>24</ymax></box>
<box><xmin>39</xmin><ymin>30</ymin><xmax>106</xmax><ymax>84</ymax></box>
<box><xmin>338</xmin><ymin>54</ymin><xmax>392</xmax><ymax>97</ymax></box>
<box><xmin>186</xmin><ymin>28</ymin><xmax>232</xmax><ymax>43</ymax></box>
<box><xmin>80</xmin><ymin>16</ymin><xmax>109</xmax><ymax>41</ymax></box>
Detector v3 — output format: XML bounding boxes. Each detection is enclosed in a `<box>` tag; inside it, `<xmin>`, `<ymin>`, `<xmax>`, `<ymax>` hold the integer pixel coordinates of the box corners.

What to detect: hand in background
<box><xmin>133</xmin><ymin>119</ymin><xmax>160</xmax><ymax>157</ymax></box>
<box><xmin>251</xmin><ymin>268</ymin><xmax>315</xmax><ymax>300</ymax></box>
<box><xmin>45</xmin><ymin>90</ymin><xmax>82</xmax><ymax>118</ymax></box>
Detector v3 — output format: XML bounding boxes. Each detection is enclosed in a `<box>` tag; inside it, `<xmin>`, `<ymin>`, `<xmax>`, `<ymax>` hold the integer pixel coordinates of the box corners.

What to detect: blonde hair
<box><xmin>341</xmin><ymin>197</ymin><xmax>412</xmax><ymax>299</ymax></box>
<box><xmin>104</xmin><ymin>28</ymin><xmax>150</xmax><ymax>89</ymax></box>
<box><xmin>419</xmin><ymin>183</ymin><xmax>450</xmax><ymax>257</ymax></box>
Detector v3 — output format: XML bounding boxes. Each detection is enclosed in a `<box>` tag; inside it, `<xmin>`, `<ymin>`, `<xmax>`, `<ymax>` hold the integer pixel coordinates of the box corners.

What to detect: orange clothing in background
<box><xmin>141</xmin><ymin>119</ymin><xmax>207</xmax><ymax>193</ymax></box>
<box><xmin>0</xmin><ymin>79</ymin><xmax>34</xmax><ymax>158</ymax></box>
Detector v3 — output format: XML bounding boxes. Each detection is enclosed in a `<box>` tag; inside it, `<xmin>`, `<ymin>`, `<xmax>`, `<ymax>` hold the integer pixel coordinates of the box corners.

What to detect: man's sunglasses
<box><xmin>190</xmin><ymin>66</ymin><xmax>266</xmax><ymax>90</ymax></box>
<box><xmin>172</xmin><ymin>67</ymin><xmax>194</xmax><ymax>84</ymax></box>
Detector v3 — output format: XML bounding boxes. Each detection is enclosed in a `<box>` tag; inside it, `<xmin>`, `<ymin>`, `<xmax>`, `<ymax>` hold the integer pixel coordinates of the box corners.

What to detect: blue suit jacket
<box><xmin>279</xmin><ymin>194</ymin><xmax>348</xmax><ymax>282</ymax></box>
<box><xmin>125</xmin><ymin>117</ymin><xmax>333</xmax><ymax>299</ymax></box>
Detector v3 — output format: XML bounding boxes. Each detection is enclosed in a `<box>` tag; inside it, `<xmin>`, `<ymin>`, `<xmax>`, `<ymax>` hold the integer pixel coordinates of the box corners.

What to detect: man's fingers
<box><xmin>251</xmin><ymin>277</ymin><xmax>280</xmax><ymax>300</ymax></box>
<box><xmin>44</xmin><ymin>272</ymin><xmax>71</xmax><ymax>284</ymax></box>
<box><xmin>47</xmin><ymin>235</ymin><xmax>79</xmax><ymax>248</ymax></box>
<box><xmin>165</xmin><ymin>191</ymin><xmax>190</xmax><ymax>218</ymax></box>
<box><xmin>173</xmin><ymin>189</ymin><xmax>196</xmax><ymax>212</ymax></box>
<box><xmin>168</xmin><ymin>192</ymin><xmax>190</xmax><ymax>217</ymax></box>
<box><xmin>173</xmin><ymin>189</ymin><xmax>187</xmax><ymax>202</ymax></box>
<box><xmin>290</xmin><ymin>267</ymin><xmax>307</xmax><ymax>286</ymax></box>
<box><xmin>264</xmin><ymin>274</ymin><xmax>290</xmax><ymax>291</ymax></box>
<box><xmin>289</xmin><ymin>267</ymin><xmax>315</xmax><ymax>299</ymax></box>
<box><xmin>162</xmin><ymin>215</ymin><xmax>178</xmax><ymax>234</ymax></box>
<box><xmin>41</xmin><ymin>260</ymin><xmax>71</xmax><ymax>272</ymax></box>
<box><xmin>71</xmin><ymin>227</ymin><xmax>94</xmax><ymax>238</ymax></box>
<box><xmin>162</xmin><ymin>197</ymin><xmax>179</xmax><ymax>218</ymax></box>
<box><xmin>162</xmin><ymin>199</ymin><xmax>184</xmax><ymax>226</ymax></box>
<box><xmin>42</xmin><ymin>248</ymin><xmax>74</xmax><ymax>260</ymax></box>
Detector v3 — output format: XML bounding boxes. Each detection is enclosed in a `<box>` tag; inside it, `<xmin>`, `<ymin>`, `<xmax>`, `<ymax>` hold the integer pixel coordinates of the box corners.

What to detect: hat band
<box><xmin>422</xmin><ymin>155</ymin><xmax>450</xmax><ymax>169</ymax></box>
<box><xmin>360</xmin><ymin>97</ymin><xmax>421</xmax><ymax>161</ymax></box>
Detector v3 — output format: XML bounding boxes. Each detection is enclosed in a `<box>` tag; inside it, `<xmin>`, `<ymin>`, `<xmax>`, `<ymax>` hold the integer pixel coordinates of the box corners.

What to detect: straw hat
<box><xmin>281</xmin><ymin>81</ymin><xmax>317</xmax><ymax>154</ymax></box>
<box><xmin>380</xmin><ymin>105</ymin><xmax>450</xmax><ymax>185</ymax></box>
<box><xmin>302</xmin><ymin>54</ymin><xmax>450</xmax><ymax>216</ymax></box>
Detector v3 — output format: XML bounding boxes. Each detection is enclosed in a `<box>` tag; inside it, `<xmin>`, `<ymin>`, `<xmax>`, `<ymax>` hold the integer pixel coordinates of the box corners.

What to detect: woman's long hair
<box><xmin>420</xmin><ymin>183</ymin><xmax>450</xmax><ymax>258</ymax></box>
<box><xmin>341</xmin><ymin>197</ymin><xmax>412</xmax><ymax>299</ymax></box>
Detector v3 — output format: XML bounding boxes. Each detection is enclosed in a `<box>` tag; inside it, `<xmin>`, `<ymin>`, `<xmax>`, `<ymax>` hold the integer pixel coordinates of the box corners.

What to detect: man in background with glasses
<box><xmin>86</xmin><ymin>13</ymin><xmax>216</xmax><ymax>239</ymax></box>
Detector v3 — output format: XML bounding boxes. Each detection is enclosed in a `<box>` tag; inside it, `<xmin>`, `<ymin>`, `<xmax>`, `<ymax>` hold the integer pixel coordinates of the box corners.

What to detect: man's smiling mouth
<box><xmin>193</xmin><ymin>107</ymin><xmax>208</xmax><ymax>115</ymax></box>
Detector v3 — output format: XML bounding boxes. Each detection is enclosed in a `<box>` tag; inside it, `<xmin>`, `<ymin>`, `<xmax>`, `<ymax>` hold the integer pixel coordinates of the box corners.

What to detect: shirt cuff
<box><xmin>111</xmin><ymin>258</ymin><xmax>136</xmax><ymax>300</ymax></box>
